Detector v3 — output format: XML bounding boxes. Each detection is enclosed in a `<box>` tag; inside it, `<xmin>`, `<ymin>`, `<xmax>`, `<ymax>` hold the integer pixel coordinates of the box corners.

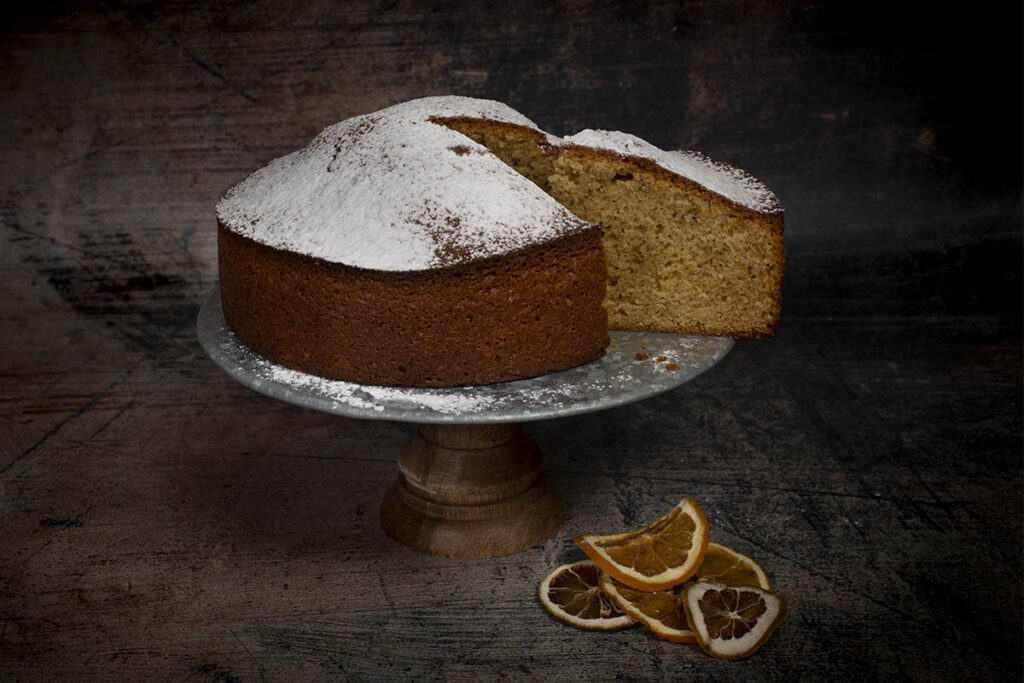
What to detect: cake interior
<box><xmin>432</xmin><ymin>116</ymin><xmax>556</xmax><ymax>193</ymax></box>
<box><xmin>435</xmin><ymin>118</ymin><xmax>783</xmax><ymax>338</ymax></box>
<box><xmin>549</xmin><ymin>150</ymin><xmax>784</xmax><ymax>337</ymax></box>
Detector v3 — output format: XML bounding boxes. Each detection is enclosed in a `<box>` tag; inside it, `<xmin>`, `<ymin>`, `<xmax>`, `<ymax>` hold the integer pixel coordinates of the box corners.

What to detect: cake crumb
<box><xmin>656</xmin><ymin>355</ymin><xmax>667</xmax><ymax>362</ymax></box>
<box><xmin>640</xmin><ymin>343</ymin><xmax>647</xmax><ymax>349</ymax></box>
<box><xmin>665</xmin><ymin>363</ymin><xmax>679</xmax><ymax>371</ymax></box>
<box><xmin>635</xmin><ymin>352</ymin><xmax>650</xmax><ymax>360</ymax></box>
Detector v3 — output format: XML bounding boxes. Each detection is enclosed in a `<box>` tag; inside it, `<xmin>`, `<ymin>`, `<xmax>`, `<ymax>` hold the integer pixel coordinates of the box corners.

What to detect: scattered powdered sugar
<box><xmin>256</xmin><ymin>358</ymin><xmax>606</xmax><ymax>416</ymax></box>
<box><xmin>217</xmin><ymin>96</ymin><xmax>588</xmax><ymax>271</ymax></box>
<box><xmin>230</xmin><ymin>329</ymin><xmax>732</xmax><ymax>422</ymax></box>
<box><xmin>563</xmin><ymin>129</ymin><xmax>783</xmax><ymax>214</ymax></box>
<box><xmin>259</xmin><ymin>359</ymin><xmax>498</xmax><ymax>414</ymax></box>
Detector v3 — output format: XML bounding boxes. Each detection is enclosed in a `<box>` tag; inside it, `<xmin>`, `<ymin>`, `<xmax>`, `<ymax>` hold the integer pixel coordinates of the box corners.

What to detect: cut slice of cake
<box><xmin>551</xmin><ymin>130</ymin><xmax>784</xmax><ymax>338</ymax></box>
<box><xmin>436</xmin><ymin>121</ymin><xmax>786</xmax><ymax>339</ymax></box>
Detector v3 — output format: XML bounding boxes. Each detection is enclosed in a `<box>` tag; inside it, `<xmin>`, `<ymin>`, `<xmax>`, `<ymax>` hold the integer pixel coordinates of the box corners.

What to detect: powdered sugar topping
<box><xmin>564</xmin><ymin>129</ymin><xmax>783</xmax><ymax>214</ymax></box>
<box><xmin>217</xmin><ymin>96</ymin><xmax>587</xmax><ymax>271</ymax></box>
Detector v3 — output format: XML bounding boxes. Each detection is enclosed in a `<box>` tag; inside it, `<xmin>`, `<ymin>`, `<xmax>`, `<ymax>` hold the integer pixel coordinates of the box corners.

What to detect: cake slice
<box><xmin>551</xmin><ymin>130</ymin><xmax>784</xmax><ymax>337</ymax></box>
<box><xmin>438</xmin><ymin>124</ymin><xmax>785</xmax><ymax>338</ymax></box>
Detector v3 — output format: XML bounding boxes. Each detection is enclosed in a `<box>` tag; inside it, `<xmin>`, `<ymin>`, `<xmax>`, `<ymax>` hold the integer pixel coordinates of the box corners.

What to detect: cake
<box><xmin>216</xmin><ymin>96</ymin><xmax>784</xmax><ymax>388</ymax></box>
<box><xmin>217</xmin><ymin>97</ymin><xmax>609</xmax><ymax>387</ymax></box>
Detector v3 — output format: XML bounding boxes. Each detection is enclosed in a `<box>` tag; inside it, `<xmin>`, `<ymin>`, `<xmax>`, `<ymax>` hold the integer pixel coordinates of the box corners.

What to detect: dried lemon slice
<box><xmin>682</xmin><ymin>581</ymin><xmax>787</xmax><ymax>660</ymax></box>
<box><xmin>696</xmin><ymin>542</ymin><xmax>771</xmax><ymax>589</ymax></box>
<box><xmin>598</xmin><ymin>572</ymin><xmax>696</xmax><ymax>643</ymax></box>
<box><xmin>538</xmin><ymin>560</ymin><xmax>637</xmax><ymax>631</ymax></box>
<box><xmin>574</xmin><ymin>497</ymin><xmax>709</xmax><ymax>591</ymax></box>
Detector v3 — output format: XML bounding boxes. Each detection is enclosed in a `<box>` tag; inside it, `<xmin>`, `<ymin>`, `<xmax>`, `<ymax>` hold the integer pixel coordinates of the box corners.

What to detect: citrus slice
<box><xmin>597</xmin><ymin>572</ymin><xmax>696</xmax><ymax>643</ymax></box>
<box><xmin>538</xmin><ymin>560</ymin><xmax>637</xmax><ymax>631</ymax></box>
<box><xmin>696</xmin><ymin>542</ymin><xmax>771</xmax><ymax>590</ymax></box>
<box><xmin>682</xmin><ymin>581</ymin><xmax>787</xmax><ymax>660</ymax></box>
<box><xmin>573</xmin><ymin>497</ymin><xmax>709</xmax><ymax>591</ymax></box>
<box><xmin>596</xmin><ymin>543</ymin><xmax>770</xmax><ymax>643</ymax></box>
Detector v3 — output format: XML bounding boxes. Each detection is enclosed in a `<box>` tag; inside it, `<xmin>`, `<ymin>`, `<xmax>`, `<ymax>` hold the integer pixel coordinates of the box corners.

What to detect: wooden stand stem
<box><xmin>379</xmin><ymin>423</ymin><xmax>563</xmax><ymax>558</ymax></box>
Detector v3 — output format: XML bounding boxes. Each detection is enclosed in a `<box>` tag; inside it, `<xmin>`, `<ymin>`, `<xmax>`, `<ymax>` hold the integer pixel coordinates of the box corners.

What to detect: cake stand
<box><xmin>197</xmin><ymin>288</ymin><xmax>733</xmax><ymax>558</ymax></box>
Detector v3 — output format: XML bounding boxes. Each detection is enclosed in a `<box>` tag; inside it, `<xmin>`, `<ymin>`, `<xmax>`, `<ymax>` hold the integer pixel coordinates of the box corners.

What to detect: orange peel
<box><xmin>574</xmin><ymin>497</ymin><xmax>709</xmax><ymax>591</ymax></box>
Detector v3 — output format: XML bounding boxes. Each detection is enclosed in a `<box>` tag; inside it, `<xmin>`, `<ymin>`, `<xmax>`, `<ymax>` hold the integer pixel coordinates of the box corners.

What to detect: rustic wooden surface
<box><xmin>2</xmin><ymin>1</ymin><xmax>1021</xmax><ymax>681</ymax></box>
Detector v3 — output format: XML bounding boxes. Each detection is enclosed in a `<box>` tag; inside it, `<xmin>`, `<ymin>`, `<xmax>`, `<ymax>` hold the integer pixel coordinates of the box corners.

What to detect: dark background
<box><xmin>2</xmin><ymin>1</ymin><xmax>1021</xmax><ymax>680</ymax></box>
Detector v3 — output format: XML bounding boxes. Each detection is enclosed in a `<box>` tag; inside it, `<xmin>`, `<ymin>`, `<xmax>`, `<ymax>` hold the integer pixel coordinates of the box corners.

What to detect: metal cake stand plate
<box><xmin>197</xmin><ymin>288</ymin><xmax>733</xmax><ymax>558</ymax></box>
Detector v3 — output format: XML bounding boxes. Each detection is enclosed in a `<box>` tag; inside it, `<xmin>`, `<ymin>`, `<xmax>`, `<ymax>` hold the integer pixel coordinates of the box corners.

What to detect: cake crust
<box><xmin>218</xmin><ymin>225</ymin><xmax>609</xmax><ymax>387</ymax></box>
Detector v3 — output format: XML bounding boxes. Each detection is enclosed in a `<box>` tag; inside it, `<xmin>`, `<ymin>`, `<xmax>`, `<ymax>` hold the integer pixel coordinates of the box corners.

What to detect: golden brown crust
<box><xmin>218</xmin><ymin>225</ymin><xmax>609</xmax><ymax>387</ymax></box>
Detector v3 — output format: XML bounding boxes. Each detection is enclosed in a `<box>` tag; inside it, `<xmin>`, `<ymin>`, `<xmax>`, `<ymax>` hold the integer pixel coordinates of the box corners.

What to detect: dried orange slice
<box><xmin>598</xmin><ymin>572</ymin><xmax>696</xmax><ymax>643</ymax></box>
<box><xmin>574</xmin><ymin>497</ymin><xmax>709</xmax><ymax>591</ymax></box>
<box><xmin>696</xmin><ymin>542</ymin><xmax>771</xmax><ymax>590</ymax></box>
<box><xmin>682</xmin><ymin>581</ymin><xmax>787</xmax><ymax>660</ymax></box>
<box><xmin>596</xmin><ymin>543</ymin><xmax>768</xmax><ymax>643</ymax></box>
<box><xmin>538</xmin><ymin>560</ymin><xmax>637</xmax><ymax>631</ymax></box>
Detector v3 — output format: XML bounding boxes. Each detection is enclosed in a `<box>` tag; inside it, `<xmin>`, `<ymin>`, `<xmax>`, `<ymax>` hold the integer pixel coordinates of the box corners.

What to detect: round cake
<box><xmin>216</xmin><ymin>97</ymin><xmax>609</xmax><ymax>387</ymax></box>
<box><xmin>217</xmin><ymin>96</ymin><xmax>785</xmax><ymax>388</ymax></box>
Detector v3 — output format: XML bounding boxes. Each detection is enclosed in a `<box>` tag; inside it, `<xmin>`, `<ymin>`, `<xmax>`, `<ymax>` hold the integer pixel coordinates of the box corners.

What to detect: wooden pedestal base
<box><xmin>380</xmin><ymin>423</ymin><xmax>563</xmax><ymax>558</ymax></box>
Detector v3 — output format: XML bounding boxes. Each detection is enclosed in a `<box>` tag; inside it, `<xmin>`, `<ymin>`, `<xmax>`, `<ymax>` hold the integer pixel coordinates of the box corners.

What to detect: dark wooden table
<box><xmin>2</xmin><ymin>2</ymin><xmax>1021</xmax><ymax>680</ymax></box>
